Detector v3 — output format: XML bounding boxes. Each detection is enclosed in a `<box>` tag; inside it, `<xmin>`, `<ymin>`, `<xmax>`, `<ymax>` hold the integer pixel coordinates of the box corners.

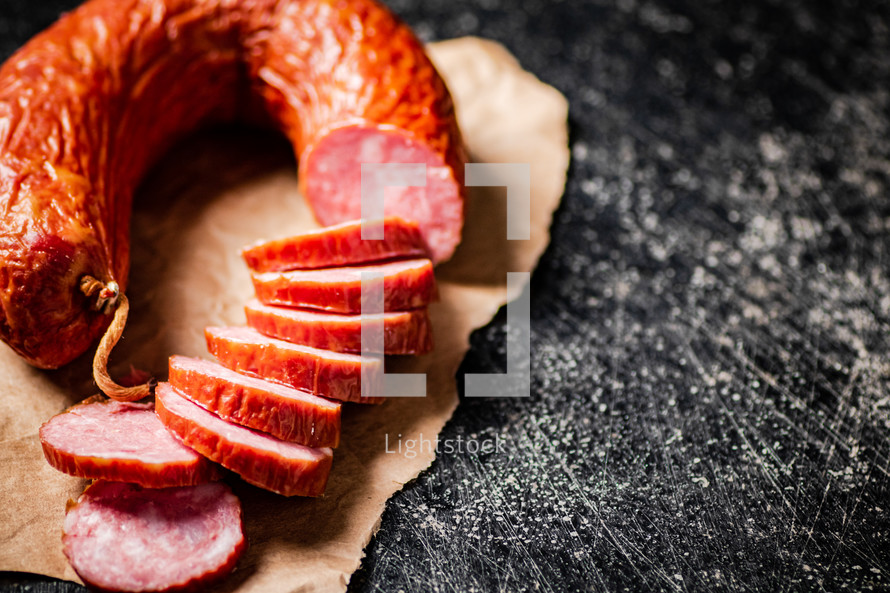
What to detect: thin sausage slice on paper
<box><xmin>168</xmin><ymin>355</ymin><xmax>341</xmax><ymax>448</ymax></box>
<box><xmin>251</xmin><ymin>258</ymin><xmax>437</xmax><ymax>313</ymax></box>
<box><xmin>156</xmin><ymin>383</ymin><xmax>333</xmax><ymax>497</ymax></box>
<box><xmin>63</xmin><ymin>480</ymin><xmax>245</xmax><ymax>593</ymax></box>
<box><xmin>241</xmin><ymin>217</ymin><xmax>431</xmax><ymax>273</ymax></box>
<box><xmin>39</xmin><ymin>398</ymin><xmax>221</xmax><ymax>488</ymax></box>
<box><xmin>244</xmin><ymin>299</ymin><xmax>433</xmax><ymax>354</ymax></box>
<box><xmin>205</xmin><ymin>326</ymin><xmax>385</xmax><ymax>404</ymax></box>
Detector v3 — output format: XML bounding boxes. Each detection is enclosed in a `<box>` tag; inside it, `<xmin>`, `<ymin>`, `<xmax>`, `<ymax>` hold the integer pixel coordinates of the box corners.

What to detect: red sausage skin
<box><xmin>0</xmin><ymin>0</ymin><xmax>465</xmax><ymax>369</ymax></box>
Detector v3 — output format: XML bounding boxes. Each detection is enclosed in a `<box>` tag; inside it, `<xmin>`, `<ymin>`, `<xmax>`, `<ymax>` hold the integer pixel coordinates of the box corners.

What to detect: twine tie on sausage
<box><xmin>80</xmin><ymin>275</ymin><xmax>156</xmax><ymax>401</ymax></box>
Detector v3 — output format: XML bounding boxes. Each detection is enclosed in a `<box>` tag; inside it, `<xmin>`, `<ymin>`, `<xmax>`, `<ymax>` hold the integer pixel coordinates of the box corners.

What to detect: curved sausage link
<box><xmin>0</xmin><ymin>0</ymin><xmax>466</xmax><ymax>369</ymax></box>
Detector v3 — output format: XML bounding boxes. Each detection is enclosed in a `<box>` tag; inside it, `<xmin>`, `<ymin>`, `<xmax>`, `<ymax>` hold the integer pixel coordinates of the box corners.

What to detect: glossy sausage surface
<box><xmin>244</xmin><ymin>298</ymin><xmax>434</xmax><ymax>354</ymax></box>
<box><xmin>0</xmin><ymin>0</ymin><xmax>466</xmax><ymax>368</ymax></box>
<box><xmin>250</xmin><ymin>258</ymin><xmax>438</xmax><ymax>313</ymax></box>
<box><xmin>156</xmin><ymin>381</ymin><xmax>334</xmax><ymax>497</ymax></box>
<box><xmin>205</xmin><ymin>325</ymin><xmax>385</xmax><ymax>403</ymax></box>
<box><xmin>168</xmin><ymin>354</ymin><xmax>342</xmax><ymax>448</ymax></box>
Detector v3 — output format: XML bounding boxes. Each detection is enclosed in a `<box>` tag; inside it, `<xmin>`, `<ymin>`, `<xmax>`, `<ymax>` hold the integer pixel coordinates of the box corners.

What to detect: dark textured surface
<box><xmin>3</xmin><ymin>0</ymin><xmax>890</xmax><ymax>591</ymax></box>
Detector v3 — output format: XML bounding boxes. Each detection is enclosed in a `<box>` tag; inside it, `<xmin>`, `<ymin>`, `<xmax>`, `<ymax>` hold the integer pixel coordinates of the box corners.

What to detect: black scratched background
<box><xmin>2</xmin><ymin>0</ymin><xmax>890</xmax><ymax>591</ymax></box>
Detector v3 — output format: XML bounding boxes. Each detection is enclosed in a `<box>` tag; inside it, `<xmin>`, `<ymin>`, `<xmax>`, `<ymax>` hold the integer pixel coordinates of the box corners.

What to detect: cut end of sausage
<box><xmin>63</xmin><ymin>480</ymin><xmax>245</xmax><ymax>593</ymax></box>
<box><xmin>39</xmin><ymin>398</ymin><xmax>222</xmax><ymax>488</ymax></box>
<box><xmin>300</xmin><ymin>125</ymin><xmax>464</xmax><ymax>264</ymax></box>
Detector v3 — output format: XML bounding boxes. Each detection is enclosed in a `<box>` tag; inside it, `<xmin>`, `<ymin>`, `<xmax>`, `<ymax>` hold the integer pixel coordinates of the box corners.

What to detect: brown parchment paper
<box><xmin>0</xmin><ymin>37</ymin><xmax>569</xmax><ymax>592</ymax></box>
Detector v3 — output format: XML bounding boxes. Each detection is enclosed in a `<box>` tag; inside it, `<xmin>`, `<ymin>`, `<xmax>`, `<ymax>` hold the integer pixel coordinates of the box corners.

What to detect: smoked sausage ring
<box><xmin>0</xmin><ymin>0</ymin><xmax>466</xmax><ymax>373</ymax></box>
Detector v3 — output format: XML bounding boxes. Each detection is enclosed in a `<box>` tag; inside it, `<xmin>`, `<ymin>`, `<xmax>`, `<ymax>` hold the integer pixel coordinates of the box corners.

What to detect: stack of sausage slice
<box><xmin>39</xmin><ymin>217</ymin><xmax>437</xmax><ymax>591</ymax></box>
<box><xmin>40</xmin><ymin>398</ymin><xmax>246</xmax><ymax>592</ymax></box>
<box><xmin>241</xmin><ymin>217</ymin><xmax>438</xmax><ymax>356</ymax></box>
<box><xmin>156</xmin><ymin>216</ymin><xmax>437</xmax><ymax>496</ymax></box>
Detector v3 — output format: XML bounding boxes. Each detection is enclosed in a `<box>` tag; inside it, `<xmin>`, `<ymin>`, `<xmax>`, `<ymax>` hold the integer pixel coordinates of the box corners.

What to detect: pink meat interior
<box><xmin>302</xmin><ymin>125</ymin><xmax>462</xmax><ymax>263</ymax></box>
<box><xmin>63</xmin><ymin>481</ymin><xmax>243</xmax><ymax>592</ymax></box>
<box><xmin>40</xmin><ymin>400</ymin><xmax>202</xmax><ymax>464</ymax></box>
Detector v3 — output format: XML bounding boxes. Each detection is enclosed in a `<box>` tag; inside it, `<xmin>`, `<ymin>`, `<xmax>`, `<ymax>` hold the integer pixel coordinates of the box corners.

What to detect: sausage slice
<box><xmin>250</xmin><ymin>258</ymin><xmax>437</xmax><ymax>313</ymax></box>
<box><xmin>63</xmin><ymin>480</ymin><xmax>246</xmax><ymax>593</ymax></box>
<box><xmin>156</xmin><ymin>383</ymin><xmax>333</xmax><ymax>497</ymax></box>
<box><xmin>168</xmin><ymin>355</ymin><xmax>341</xmax><ymax>448</ymax></box>
<box><xmin>39</xmin><ymin>398</ymin><xmax>221</xmax><ymax>488</ymax></box>
<box><xmin>244</xmin><ymin>299</ymin><xmax>433</xmax><ymax>354</ymax></box>
<box><xmin>241</xmin><ymin>217</ymin><xmax>431</xmax><ymax>272</ymax></box>
<box><xmin>205</xmin><ymin>326</ymin><xmax>384</xmax><ymax>404</ymax></box>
